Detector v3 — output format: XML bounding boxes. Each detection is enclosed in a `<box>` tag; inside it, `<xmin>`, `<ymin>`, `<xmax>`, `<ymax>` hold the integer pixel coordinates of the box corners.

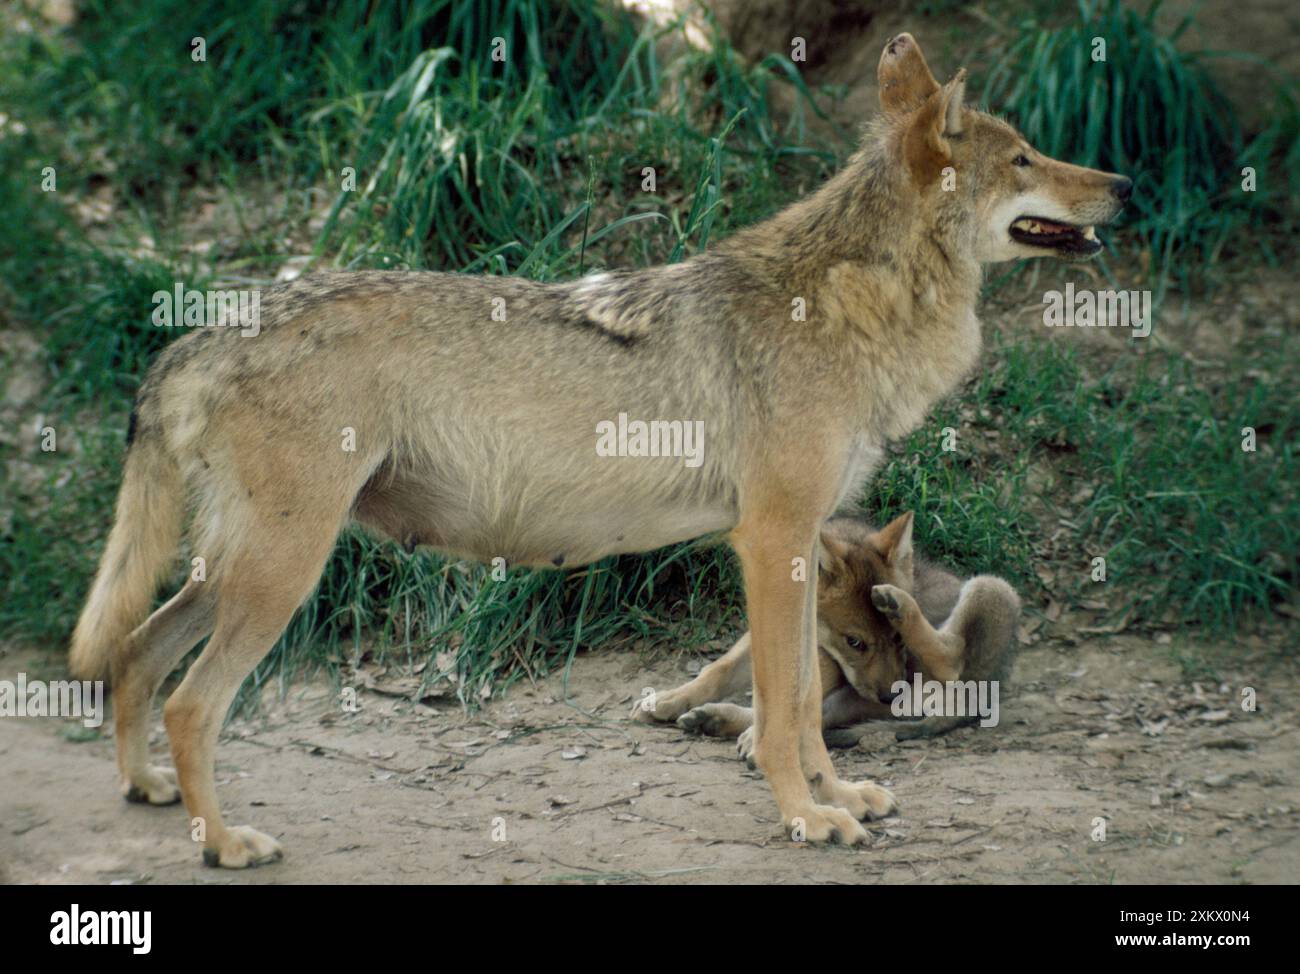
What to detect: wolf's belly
<box><xmin>472</xmin><ymin>500</ymin><xmax>737</xmax><ymax>568</ymax></box>
<box><xmin>386</xmin><ymin>493</ymin><xmax>736</xmax><ymax>568</ymax></box>
<box><xmin>353</xmin><ymin>446</ymin><xmax>738</xmax><ymax>569</ymax></box>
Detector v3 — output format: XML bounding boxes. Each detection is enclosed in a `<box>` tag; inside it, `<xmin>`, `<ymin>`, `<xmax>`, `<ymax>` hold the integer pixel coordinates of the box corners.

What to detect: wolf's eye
<box><xmin>1013</xmin><ymin>154</ymin><xmax>1031</xmax><ymax>167</ymax></box>
<box><xmin>846</xmin><ymin>636</ymin><xmax>865</xmax><ymax>651</ymax></box>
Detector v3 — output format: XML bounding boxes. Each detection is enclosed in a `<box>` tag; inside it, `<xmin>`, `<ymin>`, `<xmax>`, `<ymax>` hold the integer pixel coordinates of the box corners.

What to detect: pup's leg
<box><xmin>112</xmin><ymin>580</ymin><xmax>216</xmax><ymax>805</ymax></box>
<box><xmin>821</xmin><ymin>683</ymin><xmax>895</xmax><ymax>728</ymax></box>
<box><xmin>164</xmin><ymin>511</ymin><xmax>343</xmax><ymax>869</ymax></box>
<box><xmin>730</xmin><ymin>653</ymin><xmax>885</xmax><ymax>756</ymax></box>
<box><xmin>678</xmin><ymin>701</ymin><xmax>754</xmax><ymax>738</ymax></box>
<box><xmin>894</xmin><ymin>714</ymin><xmax>979</xmax><ymax>740</ymax></box>
<box><xmin>818</xmin><ymin>685</ymin><xmax>895</xmax><ymax>749</ymax></box>
<box><xmin>631</xmin><ymin>632</ymin><xmax>752</xmax><ymax>724</ymax></box>
<box><xmin>874</xmin><ymin>575</ymin><xmax>1018</xmax><ymax>745</ymax></box>
<box><xmin>729</xmin><ymin>673</ymin><xmax>890</xmax><ymax>759</ymax></box>
<box><xmin>732</xmin><ymin>519</ymin><xmax>873</xmax><ymax>844</ymax></box>
<box><xmin>871</xmin><ymin>584</ymin><xmax>965</xmax><ymax>681</ymax></box>
<box><xmin>873</xmin><ymin>575</ymin><xmax>1018</xmax><ymax>684</ymax></box>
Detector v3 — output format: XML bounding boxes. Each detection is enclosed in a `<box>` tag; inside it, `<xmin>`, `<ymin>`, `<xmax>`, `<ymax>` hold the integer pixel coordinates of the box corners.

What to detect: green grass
<box><xmin>1</xmin><ymin>0</ymin><xmax>1295</xmax><ymax>708</ymax></box>
<box><xmin>0</xmin><ymin>0</ymin><xmax>832</xmax><ymax>702</ymax></box>
<box><xmin>874</xmin><ymin>331</ymin><xmax>1298</xmax><ymax>633</ymax></box>
<box><xmin>980</xmin><ymin>0</ymin><xmax>1298</xmax><ymax>300</ymax></box>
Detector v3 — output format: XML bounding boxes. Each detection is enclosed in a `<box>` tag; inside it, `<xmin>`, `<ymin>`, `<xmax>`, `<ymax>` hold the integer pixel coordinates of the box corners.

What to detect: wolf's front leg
<box><xmin>794</xmin><ymin>554</ymin><xmax>896</xmax><ymax>823</ymax></box>
<box><xmin>733</xmin><ymin>519</ymin><xmax>887</xmax><ymax>844</ymax></box>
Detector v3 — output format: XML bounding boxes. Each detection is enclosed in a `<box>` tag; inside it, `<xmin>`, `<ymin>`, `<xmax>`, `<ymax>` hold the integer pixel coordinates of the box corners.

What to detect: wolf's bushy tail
<box><xmin>68</xmin><ymin>440</ymin><xmax>184</xmax><ymax>682</ymax></box>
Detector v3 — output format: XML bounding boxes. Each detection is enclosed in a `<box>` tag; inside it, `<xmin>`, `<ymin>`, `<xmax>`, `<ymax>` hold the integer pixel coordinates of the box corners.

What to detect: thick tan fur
<box><xmin>68</xmin><ymin>440</ymin><xmax>184</xmax><ymax>684</ymax></box>
<box><xmin>634</xmin><ymin>513</ymin><xmax>1021</xmax><ymax>758</ymax></box>
<box><xmin>71</xmin><ymin>32</ymin><xmax>1127</xmax><ymax>866</ymax></box>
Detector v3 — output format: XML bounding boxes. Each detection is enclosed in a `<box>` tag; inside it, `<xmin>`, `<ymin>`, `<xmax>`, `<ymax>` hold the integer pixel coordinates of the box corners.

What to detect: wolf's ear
<box><xmin>877</xmin><ymin>32</ymin><xmax>940</xmax><ymax>114</ymax></box>
<box><xmin>874</xmin><ymin>511</ymin><xmax>914</xmax><ymax>576</ymax></box>
<box><xmin>904</xmin><ymin>69</ymin><xmax>966</xmax><ymax>181</ymax></box>
<box><xmin>940</xmin><ymin>69</ymin><xmax>966</xmax><ymax>137</ymax></box>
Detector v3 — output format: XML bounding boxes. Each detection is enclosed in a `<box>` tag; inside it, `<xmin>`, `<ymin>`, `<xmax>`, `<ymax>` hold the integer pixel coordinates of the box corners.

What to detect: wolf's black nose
<box><xmin>1112</xmin><ymin>176</ymin><xmax>1133</xmax><ymax>202</ymax></box>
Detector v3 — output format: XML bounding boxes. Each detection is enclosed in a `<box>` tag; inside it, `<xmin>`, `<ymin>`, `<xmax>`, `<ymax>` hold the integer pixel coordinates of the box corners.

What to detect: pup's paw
<box><xmin>202</xmin><ymin>826</ymin><xmax>284</xmax><ymax>869</ymax></box>
<box><xmin>785</xmin><ymin>804</ymin><xmax>871</xmax><ymax>845</ymax></box>
<box><xmin>736</xmin><ymin>726</ymin><xmax>757</xmax><ymax>769</ymax></box>
<box><xmin>676</xmin><ymin>705</ymin><xmax>726</xmax><ymax>737</ymax></box>
<box><xmin>630</xmin><ymin>688</ymin><xmax>689</xmax><ymax>724</ymax></box>
<box><xmin>871</xmin><ymin>584</ymin><xmax>918</xmax><ymax>627</ymax></box>
<box><xmin>814</xmin><ymin>775</ymin><xmax>897</xmax><ymax>822</ymax></box>
<box><xmin>122</xmin><ymin>766</ymin><xmax>180</xmax><ymax>806</ymax></box>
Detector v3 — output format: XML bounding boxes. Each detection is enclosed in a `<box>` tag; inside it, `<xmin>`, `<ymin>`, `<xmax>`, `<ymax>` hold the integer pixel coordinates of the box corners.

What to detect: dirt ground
<box><xmin>2</xmin><ymin>631</ymin><xmax>1296</xmax><ymax>885</ymax></box>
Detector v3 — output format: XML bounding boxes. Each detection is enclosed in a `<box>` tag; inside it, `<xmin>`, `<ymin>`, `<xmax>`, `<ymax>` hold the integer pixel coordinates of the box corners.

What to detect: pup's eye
<box><xmin>1012</xmin><ymin>154</ymin><xmax>1031</xmax><ymax>167</ymax></box>
<box><xmin>846</xmin><ymin>636</ymin><xmax>865</xmax><ymax>650</ymax></box>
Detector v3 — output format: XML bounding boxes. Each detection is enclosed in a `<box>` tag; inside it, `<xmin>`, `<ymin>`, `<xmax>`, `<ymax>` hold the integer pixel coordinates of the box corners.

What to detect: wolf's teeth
<box><xmin>1082</xmin><ymin>226</ymin><xmax>1097</xmax><ymax>240</ymax></box>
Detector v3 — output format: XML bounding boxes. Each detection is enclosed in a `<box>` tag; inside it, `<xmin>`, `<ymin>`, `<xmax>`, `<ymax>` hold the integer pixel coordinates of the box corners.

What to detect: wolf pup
<box><xmin>70</xmin><ymin>32</ymin><xmax>1128</xmax><ymax>866</ymax></box>
<box><xmin>634</xmin><ymin>512</ymin><xmax>1020</xmax><ymax>758</ymax></box>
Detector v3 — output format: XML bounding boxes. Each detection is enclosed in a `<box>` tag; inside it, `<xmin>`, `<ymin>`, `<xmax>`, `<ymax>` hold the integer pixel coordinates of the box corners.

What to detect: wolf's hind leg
<box><xmin>112</xmin><ymin>580</ymin><xmax>216</xmax><ymax>805</ymax></box>
<box><xmin>164</xmin><ymin>500</ymin><xmax>346</xmax><ymax>868</ymax></box>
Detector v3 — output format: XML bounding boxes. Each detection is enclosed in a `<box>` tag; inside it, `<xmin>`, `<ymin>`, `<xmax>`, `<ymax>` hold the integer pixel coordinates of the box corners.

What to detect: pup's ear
<box><xmin>903</xmin><ymin>69</ymin><xmax>967</xmax><ymax>182</ymax></box>
<box><xmin>874</xmin><ymin>511</ymin><xmax>914</xmax><ymax>576</ymax></box>
<box><xmin>877</xmin><ymin>32</ymin><xmax>940</xmax><ymax>115</ymax></box>
<box><xmin>818</xmin><ymin>525</ymin><xmax>854</xmax><ymax>586</ymax></box>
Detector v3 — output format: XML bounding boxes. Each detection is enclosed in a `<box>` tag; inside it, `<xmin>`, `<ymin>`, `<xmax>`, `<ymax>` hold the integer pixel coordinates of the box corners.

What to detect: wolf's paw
<box><xmin>630</xmin><ymin>688</ymin><xmax>690</xmax><ymax>724</ymax></box>
<box><xmin>736</xmin><ymin>726</ymin><xmax>757</xmax><ymax>769</ymax></box>
<box><xmin>785</xmin><ymin>804</ymin><xmax>871</xmax><ymax>845</ymax></box>
<box><xmin>122</xmin><ymin>766</ymin><xmax>180</xmax><ymax>806</ymax></box>
<box><xmin>814</xmin><ymin>774</ymin><xmax>897</xmax><ymax>822</ymax></box>
<box><xmin>871</xmin><ymin>584</ymin><xmax>917</xmax><ymax>627</ymax></box>
<box><xmin>202</xmin><ymin>826</ymin><xmax>284</xmax><ymax>869</ymax></box>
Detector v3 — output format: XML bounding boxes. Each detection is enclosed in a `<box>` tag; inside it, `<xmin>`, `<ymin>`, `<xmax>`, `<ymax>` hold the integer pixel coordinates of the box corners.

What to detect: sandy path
<box><xmin>2</xmin><ymin>636</ymin><xmax>1296</xmax><ymax>884</ymax></box>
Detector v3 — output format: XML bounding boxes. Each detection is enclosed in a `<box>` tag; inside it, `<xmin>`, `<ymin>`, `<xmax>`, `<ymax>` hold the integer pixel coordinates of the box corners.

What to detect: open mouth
<box><xmin>1009</xmin><ymin>216</ymin><xmax>1102</xmax><ymax>256</ymax></box>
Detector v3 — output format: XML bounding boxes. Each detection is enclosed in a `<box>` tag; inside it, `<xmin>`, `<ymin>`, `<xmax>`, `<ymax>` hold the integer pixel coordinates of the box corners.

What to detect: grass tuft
<box><xmin>981</xmin><ymin>0</ymin><xmax>1297</xmax><ymax>298</ymax></box>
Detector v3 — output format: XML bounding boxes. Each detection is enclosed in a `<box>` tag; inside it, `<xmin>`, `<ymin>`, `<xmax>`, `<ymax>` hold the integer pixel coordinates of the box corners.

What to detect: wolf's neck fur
<box><xmin>718</xmin><ymin>129</ymin><xmax>982</xmax><ymax>326</ymax></box>
<box><xmin>712</xmin><ymin>127</ymin><xmax>985</xmax><ymax>452</ymax></box>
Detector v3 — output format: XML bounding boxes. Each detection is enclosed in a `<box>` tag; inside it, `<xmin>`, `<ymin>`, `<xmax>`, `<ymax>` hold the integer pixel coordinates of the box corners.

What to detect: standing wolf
<box><xmin>70</xmin><ymin>33</ymin><xmax>1129</xmax><ymax>866</ymax></box>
